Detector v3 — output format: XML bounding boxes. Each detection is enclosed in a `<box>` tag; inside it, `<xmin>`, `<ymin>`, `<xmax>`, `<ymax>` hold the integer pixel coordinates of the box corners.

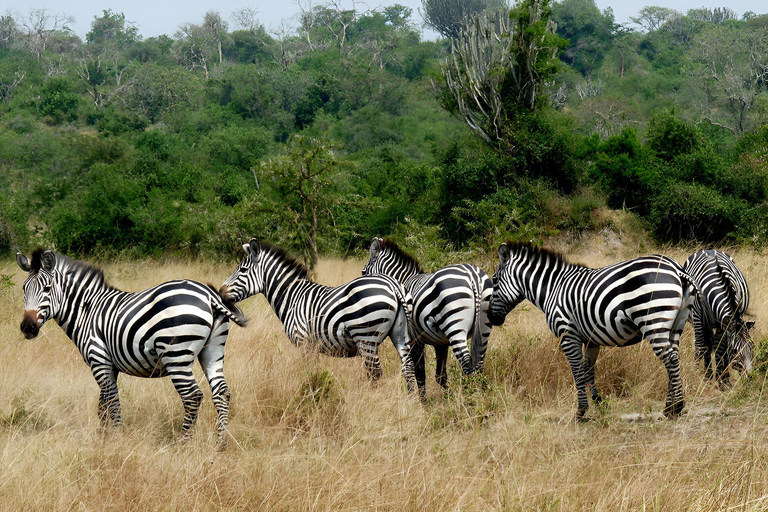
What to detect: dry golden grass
<box><xmin>1</xmin><ymin>238</ymin><xmax>768</xmax><ymax>511</ymax></box>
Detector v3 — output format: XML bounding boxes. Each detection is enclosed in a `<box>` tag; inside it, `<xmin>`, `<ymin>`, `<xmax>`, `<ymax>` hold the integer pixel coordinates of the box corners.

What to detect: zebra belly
<box><xmin>291</xmin><ymin>333</ymin><xmax>360</xmax><ymax>357</ymax></box>
<box><xmin>110</xmin><ymin>326</ymin><xmax>210</xmax><ymax>377</ymax></box>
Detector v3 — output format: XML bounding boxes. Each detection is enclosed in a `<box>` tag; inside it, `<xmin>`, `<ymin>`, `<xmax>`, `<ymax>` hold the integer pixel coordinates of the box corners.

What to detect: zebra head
<box><xmin>362</xmin><ymin>238</ymin><xmax>421</xmax><ymax>282</ymax></box>
<box><xmin>17</xmin><ymin>249</ymin><xmax>59</xmax><ymax>340</ymax></box>
<box><xmin>488</xmin><ymin>243</ymin><xmax>526</xmax><ymax>326</ymax></box>
<box><xmin>220</xmin><ymin>239</ymin><xmax>264</xmax><ymax>302</ymax></box>
<box><xmin>727</xmin><ymin>319</ymin><xmax>755</xmax><ymax>374</ymax></box>
<box><xmin>361</xmin><ymin>237</ymin><xmax>385</xmax><ymax>276</ymax></box>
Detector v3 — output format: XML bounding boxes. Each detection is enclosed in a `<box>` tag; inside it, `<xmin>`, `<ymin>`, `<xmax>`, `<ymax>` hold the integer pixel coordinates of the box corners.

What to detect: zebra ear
<box><xmin>248</xmin><ymin>239</ymin><xmax>261</xmax><ymax>258</ymax></box>
<box><xmin>16</xmin><ymin>253</ymin><xmax>31</xmax><ymax>272</ymax></box>
<box><xmin>41</xmin><ymin>250</ymin><xmax>55</xmax><ymax>271</ymax></box>
<box><xmin>370</xmin><ymin>238</ymin><xmax>382</xmax><ymax>258</ymax></box>
<box><xmin>498</xmin><ymin>243</ymin><xmax>510</xmax><ymax>264</ymax></box>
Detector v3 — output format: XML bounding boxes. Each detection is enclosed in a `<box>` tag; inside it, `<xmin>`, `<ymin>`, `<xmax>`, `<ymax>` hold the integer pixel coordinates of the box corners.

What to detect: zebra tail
<box><xmin>390</xmin><ymin>280</ymin><xmax>413</xmax><ymax>321</ymax></box>
<box><xmin>208</xmin><ymin>283</ymin><xmax>249</xmax><ymax>327</ymax></box>
<box><xmin>673</xmin><ymin>270</ymin><xmax>698</xmax><ymax>334</ymax></box>
<box><xmin>468</xmin><ymin>272</ymin><xmax>483</xmax><ymax>368</ymax></box>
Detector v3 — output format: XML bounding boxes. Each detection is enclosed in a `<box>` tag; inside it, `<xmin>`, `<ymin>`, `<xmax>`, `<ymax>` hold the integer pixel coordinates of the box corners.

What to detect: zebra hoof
<box><xmin>663</xmin><ymin>401</ymin><xmax>684</xmax><ymax>419</ymax></box>
<box><xmin>574</xmin><ymin>407</ymin><xmax>589</xmax><ymax>422</ymax></box>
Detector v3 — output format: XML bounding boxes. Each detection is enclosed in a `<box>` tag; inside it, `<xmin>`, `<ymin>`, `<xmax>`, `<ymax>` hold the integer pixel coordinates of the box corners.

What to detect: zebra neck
<box><xmin>518</xmin><ymin>254</ymin><xmax>574</xmax><ymax>310</ymax></box>
<box><xmin>55</xmin><ymin>266</ymin><xmax>119</xmax><ymax>341</ymax></box>
<box><xmin>261</xmin><ymin>263</ymin><xmax>306</xmax><ymax>320</ymax></box>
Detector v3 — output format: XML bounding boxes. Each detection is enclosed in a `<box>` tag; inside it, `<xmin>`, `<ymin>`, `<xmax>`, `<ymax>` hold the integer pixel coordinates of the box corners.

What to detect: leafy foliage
<box><xmin>0</xmin><ymin>1</ymin><xmax>767</xmax><ymax>259</ymax></box>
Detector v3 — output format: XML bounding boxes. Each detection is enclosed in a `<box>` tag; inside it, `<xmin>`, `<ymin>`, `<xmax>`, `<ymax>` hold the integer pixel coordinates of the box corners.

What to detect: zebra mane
<box><xmin>34</xmin><ymin>249</ymin><xmax>110</xmax><ymax>287</ymax></box>
<box><xmin>261</xmin><ymin>242</ymin><xmax>310</xmax><ymax>280</ymax></box>
<box><xmin>30</xmin><ymin>248</ymin><xmax>47</xmax><ymax>271</ymax></box>
<box><xmin>504</xmin><ymin>241</ymin><xmax>578</xmax><ymax>268</ymax></box>
<box><xmin>379</xmin><ymin>239</ymin><xmax>423</xmax><ymax>273</ymax></box>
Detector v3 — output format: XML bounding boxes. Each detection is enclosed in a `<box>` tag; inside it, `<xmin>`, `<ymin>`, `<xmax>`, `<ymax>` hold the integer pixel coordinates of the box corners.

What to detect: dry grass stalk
<box><xmin>1</xmin><ymin>239</ymin><xmax>767</xmax><ymax>510</ymax></box>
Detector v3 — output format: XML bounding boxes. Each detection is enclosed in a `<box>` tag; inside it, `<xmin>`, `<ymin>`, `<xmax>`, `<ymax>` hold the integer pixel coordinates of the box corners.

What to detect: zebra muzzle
<box><xmin>20</xmin><ymin>311</ymin><xmax>41</xmax><ymax>339</ymax></box>
<box><xmin>218</xmin><ymin>285</ymin><xmax>234</xmax><ymax>302</ymax></box>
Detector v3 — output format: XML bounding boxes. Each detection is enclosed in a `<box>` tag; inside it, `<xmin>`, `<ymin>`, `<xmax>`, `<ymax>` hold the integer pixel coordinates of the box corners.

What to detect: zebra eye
<box><xmin>239</xmin><ymin>265</ymin><xmax>248</xmax><ymax>273</ymax></box>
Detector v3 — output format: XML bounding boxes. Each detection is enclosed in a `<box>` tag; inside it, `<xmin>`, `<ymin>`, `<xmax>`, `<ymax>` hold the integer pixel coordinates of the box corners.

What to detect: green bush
<box><xmin>646</xmin><ymin>109</ymin><xmax>702</xmax><ymax>161</ymax></box>
<box><xmin>38</xmin><ymin>77</ymin><xmax>80</xmax><ymax>124</ymax></box>
<box><xmin>649</xmin><ymin>182</ymin><xmax>745</xmax><ymax>243</ymax></box>
<box><xmin>591</xmin><ymin>128</ymin><xmax>663</xmax><ymax>215</ymax></box>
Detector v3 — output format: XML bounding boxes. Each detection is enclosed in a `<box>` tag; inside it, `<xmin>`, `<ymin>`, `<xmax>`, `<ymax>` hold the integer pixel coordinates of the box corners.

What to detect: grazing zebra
<box><xmin>489</xmin><ymin>242</ymin><xmax>696</xmax><ymax>420</ymax></box>
<box><xmin>16</xmin><ymin>248</ymin><xmax>247</xmax><ymax>450</ymax></box>
<box><xmin>683</xmin><ymin>249</ymin><xmax>754</xmax><ymax>386</ymax></box>
<box><xmin>362</xmin><ymin>238</ymin><xmax>493</xmax><ymax>395</ymax></box>
<box><xmin>219</xmin><ymin>239</ymin><xmax>418</xmax><ymax>392</ymax></box>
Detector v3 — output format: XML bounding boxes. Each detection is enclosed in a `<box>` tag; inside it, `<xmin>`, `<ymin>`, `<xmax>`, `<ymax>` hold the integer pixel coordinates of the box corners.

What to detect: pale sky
<box><xmin>6</xmin><ymin>0</ymin><xmax>767</xmax><ymax>41</ymax></box>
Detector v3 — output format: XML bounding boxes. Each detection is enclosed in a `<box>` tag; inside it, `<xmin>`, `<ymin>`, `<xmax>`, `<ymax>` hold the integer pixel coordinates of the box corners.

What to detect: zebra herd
<box><xmin>16</xmin><ymin>240</ymin><xmax>755</xmax><ymax>449</ymax></box>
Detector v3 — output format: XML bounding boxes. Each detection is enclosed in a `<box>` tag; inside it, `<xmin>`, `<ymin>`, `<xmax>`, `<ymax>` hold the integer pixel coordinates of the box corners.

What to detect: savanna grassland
<box><xmin>1</xmin><ymin>233</ymin><xmax>768</xmax><ymax>511</ymax></box>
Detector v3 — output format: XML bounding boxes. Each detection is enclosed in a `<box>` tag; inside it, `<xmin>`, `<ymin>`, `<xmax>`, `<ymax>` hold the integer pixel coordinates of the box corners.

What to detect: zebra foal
<box><xmin>17</xmin><ymin>248</ymin><xmax>247</xmax><ymax>450</ymax></box>
<box><xmin>362</xmin><ymin>238</ymin><xmax>493</xmax><ymax>396</ymax></box>
<box><xmin>489</xmin><ymin>242</ymin><xmax>696</xmax><ymax>420</ymax></box>
<box><xmin>683</xmin><ymin>249</ymin><xmax>754</xmax><ymax>386</ymax></box>
<box><xmin>219</xmin><ymin>239</ymin><xmax>418</xmax><ymax>392</ymax></box>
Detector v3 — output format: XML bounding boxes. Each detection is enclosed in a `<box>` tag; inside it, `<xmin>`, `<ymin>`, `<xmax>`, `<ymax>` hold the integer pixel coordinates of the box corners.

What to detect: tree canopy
<box><xmin>1</xmin><ymin>1</ymin><xmax>767</xmax><ymax>261</ymax></box>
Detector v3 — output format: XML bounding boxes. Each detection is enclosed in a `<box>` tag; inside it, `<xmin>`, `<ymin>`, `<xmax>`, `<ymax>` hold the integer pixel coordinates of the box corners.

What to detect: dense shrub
<box><xmin>649</xmin><ymin>182</ymin><xmax>745</xmax><ymax>243</ymax></box>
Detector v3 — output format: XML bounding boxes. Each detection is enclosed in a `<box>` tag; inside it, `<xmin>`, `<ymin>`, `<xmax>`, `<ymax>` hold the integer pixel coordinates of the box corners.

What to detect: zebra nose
<box><xmin>219</xmin><ymin>285</ymin><xmax>232</xmax><ymax>300</ymax></box>
<box><xmin>20</xmin><ymin>311</ymin><xmax>40</xmax><ymax>339</ymax></box>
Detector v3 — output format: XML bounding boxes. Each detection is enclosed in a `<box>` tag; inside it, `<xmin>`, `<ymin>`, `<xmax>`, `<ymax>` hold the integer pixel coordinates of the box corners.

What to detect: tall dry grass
<box><xmin>1</xmin><ymin>240</ymin><xmax>767</xmax><ymax>511</ymax></box>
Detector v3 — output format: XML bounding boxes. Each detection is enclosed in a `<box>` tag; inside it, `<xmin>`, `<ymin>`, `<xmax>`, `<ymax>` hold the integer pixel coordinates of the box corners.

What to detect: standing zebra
<box><xmin>489</xmin><ymin>242</ymin><xmax>696</xmax><ymax>420</ymax></box>
<box><xmin>219</xmin><ymin>239</ymin><xmax>418</xmax><ymax>392</ymax></box>
<box><xmin>16</xmin><ymin>249</ymin><xmax>247</xmax><ymax>450</ymax></box>
<box><xmin>362</xmin><ymin>238</ymin><xmax>493</xmax><ymax>395</ymax></box>
<box><xmin>683</xmin><ymin>249</ymin><xmax>754</xmax><ymax>387</ymax></box>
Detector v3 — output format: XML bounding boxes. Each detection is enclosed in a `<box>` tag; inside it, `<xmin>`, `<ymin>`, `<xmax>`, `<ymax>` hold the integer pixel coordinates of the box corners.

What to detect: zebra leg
<box><xmin>93</xmin><ymin>365</ymin><xmax>121</xmax><ymax>426</ymax></box>
<box><xmin>651</xmin><ymin>341</ymin><xmax>684</xmax><ymax>419</ymax></box>
<box><xmin>713</xmin><ymin>329</ymin><xmax>732</xmax><ymax>388</ymax></box>
<box><xmin>560</xmin><ymin>334</ymin><xmax>590</xmax><ymax>421</ymax></box>
<box><xmin>158</xmin><ymin>339</ymin><xmax>206</xmax><ymax>440</ymax></box>
<box><xmin>582</xmin><ymin>345</ymin><xmax>602</xmax><ymax>405</ymax></box>
<box><xmin>408</xmin><ymin>338</ymin><xmax>427</xmax><ymax>400</ymax></box>
<box><xmin>199</xmin><ymin>318</ymin><xmax>231</xmax><ymax>451</ymax></box>
<box><xmin>434</xmin><ymin>344</ymin><xmax>449</xmax><ymax>389</ymax></box>
<box><xmin>702</xmin><ymin>348</ymin><xmax>714</xmax><ymax>381</ymax></box>
<box><xmin>448</xmin><ymin>333</ymin><xmax>473</xmax><ymax>375</ymax></box>
<box><xmin>170</xmin><ymin>371</ymin><xmax>204</xmax><ymax>441</ymax></box>
<box><xmin>358</xmin><ymin>340</ymin><xmax>383</xmax><ymax>381</ymax></box>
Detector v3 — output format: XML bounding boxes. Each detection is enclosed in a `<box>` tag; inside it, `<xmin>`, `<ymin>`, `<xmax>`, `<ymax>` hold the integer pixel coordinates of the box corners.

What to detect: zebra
<box><xmin>16</xmin><ymin>248</ymin><xmax>247</xmax><ymax>450</ymax></box>
<box><xmin>219</xmin><ymin>239</ymin><xmax>418</xmax><ymax>393</ymax></box>
<box><xmin>683</xmin><ymin>249</ymin><xmax>754</xmax><ymax>387</ymax></box>
<box><xmin>362</xmin><ymin>237</ymin><xmax>493</xmax><ymax>396</ymax></box>
<box><xmin>488</xmin><ymin>242</ymin><xmax>696</xmax><ymax>420</ymax></box>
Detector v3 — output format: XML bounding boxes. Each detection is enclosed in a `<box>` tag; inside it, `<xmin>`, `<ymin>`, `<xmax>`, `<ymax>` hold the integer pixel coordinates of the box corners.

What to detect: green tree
<box><xmin>421</xmin><ymin>0</ymin><xmax>507</xmax><ymax>39</ymax></box>
<box><xmin>86</xmin><ymin>9</ymin><xmax>139</xmax><ymax>48</ymax></box>
<box><xmin>256</xmin><ymin>135</ymin><xmax>353</xmax><ymax>269</ymax></box>
<box><xmin>552</xmin><ymin>0</ymin><xmax>616</xmax><ymax>75</ymax></box>
<box><xmin>440</xmin><ymin>0</ymin><xmax>565</xmax><ymax>144</ymax></box>
<box><xmin>686</xmin><ymin>23</ymin><xmax>768</xmax><ymax>135</ymax></box>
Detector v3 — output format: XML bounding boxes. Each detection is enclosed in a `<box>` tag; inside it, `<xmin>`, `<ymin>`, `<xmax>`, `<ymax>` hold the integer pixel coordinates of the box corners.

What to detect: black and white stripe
<box><xmin>489</xmin><ymin>242</ymin><xmax>696</xmax><ymax>419</ymax></box>
<box><xmin>362</xmin><ymin>238</ymin><xmax>493</xmax><ymax>395</ymax></box>
<box><xmin>683</xmin><ymin>249</ymin><xmax>754</xmax><ymax>386</ymax></box>
<box><xmin>17</xmin><ymin>249</ymin><xmax>247</xmax><ymax>450</ymax></box>
<box><xmin>220</xmin><ymin>239</ymin><xmax>417</xmax><ymax>392</ymax></box>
